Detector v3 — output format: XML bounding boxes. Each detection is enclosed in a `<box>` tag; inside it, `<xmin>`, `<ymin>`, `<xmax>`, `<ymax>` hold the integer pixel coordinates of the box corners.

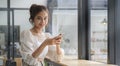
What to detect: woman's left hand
<box><xmin>53</xmin><ymin>34</ymin><xmax>62</xmax><ymax>45</ymax></box>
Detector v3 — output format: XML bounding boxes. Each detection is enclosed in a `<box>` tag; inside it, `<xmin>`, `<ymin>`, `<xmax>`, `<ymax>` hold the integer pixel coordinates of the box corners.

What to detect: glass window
<box><xmin>51</xmin><ymin>0</ymin><xmax>78</xmax><ymax>58</ymax></box>
<box><xmin>10</xmin><ymin>0</ymin><xmax>47</xmax><ymax>8</ymax></box>
<box><xmin>90</xmin><ymin>0</ymin><xmax>107</xmax><ymax>9</ymax></box>
<box><xmin>90</xmin><ymin>0</ymin><xmax>108</xmax><ymax>63</ymax></box>
<box><xmin>0</xmin><ymin>11</ymin><xmax>7</xmax><ymax>25</ymax></box>
<box><xmin>14</xmin><ymin>10</ymin><xmax>32</xmax><ymax>32</ymax></box>
<box><xmin>0</xmin><ymin>0</ymin><xmax>7</xmax><ymax>8</ymax></box>
<box><xmin>0</xmin><ymin>11</ymin><xmax>7</xmax><ymax>56</ymax></box>
<box><xmin>57</xmin><ymin>0</ymin><xmax>77</xmax><ymax>8</ymax></box>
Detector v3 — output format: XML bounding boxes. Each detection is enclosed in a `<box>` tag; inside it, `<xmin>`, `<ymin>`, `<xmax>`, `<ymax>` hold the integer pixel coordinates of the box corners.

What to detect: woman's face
<box><xmin>33</xmin><ymin>11</ymin><xmax>48</xmax><ymax>29</ymax></box>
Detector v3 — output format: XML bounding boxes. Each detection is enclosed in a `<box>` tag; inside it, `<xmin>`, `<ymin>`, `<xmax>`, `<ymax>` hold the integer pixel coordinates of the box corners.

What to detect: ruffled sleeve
<box><xmin>19</xmin><ymin>30</ymin><xmax>39</xmax><ymax>65</ymax></box>
<box><xmin>45</xmin><ymin>33</ymin><xmax>64</xmax><ymax>62</ymax></box>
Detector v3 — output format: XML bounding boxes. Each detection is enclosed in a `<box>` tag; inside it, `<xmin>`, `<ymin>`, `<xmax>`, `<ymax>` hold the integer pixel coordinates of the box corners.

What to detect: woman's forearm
<box><xmin>32</xmin><ymin>42</ymin><xmax>47</xmax><ymax>58</ymax></box>
<box><xmin>56</xmin><ymin>45</ymin><xmax>62</xmax><ymax>55</ymax></box>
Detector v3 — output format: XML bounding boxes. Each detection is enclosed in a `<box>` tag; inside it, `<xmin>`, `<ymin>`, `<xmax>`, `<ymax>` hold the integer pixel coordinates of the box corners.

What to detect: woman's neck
<box><xmin>32</xmin><ymin>27</ymin><xmax>43</xmax><ymax>34</ymax></box>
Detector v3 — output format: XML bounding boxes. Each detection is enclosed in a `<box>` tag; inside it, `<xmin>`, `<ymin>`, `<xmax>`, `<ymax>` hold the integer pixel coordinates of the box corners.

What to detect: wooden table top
<box><xmin>56</xmin><ymin>56</ymin><xmax>117</xmax><ymax>66</ymax></box>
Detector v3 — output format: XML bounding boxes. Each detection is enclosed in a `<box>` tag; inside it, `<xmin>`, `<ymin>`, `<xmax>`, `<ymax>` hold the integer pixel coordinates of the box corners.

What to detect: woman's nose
<box><xmin>39</xmin><ymin>19</ymin><xmax>45</xmax><ymax>24</ymax></box>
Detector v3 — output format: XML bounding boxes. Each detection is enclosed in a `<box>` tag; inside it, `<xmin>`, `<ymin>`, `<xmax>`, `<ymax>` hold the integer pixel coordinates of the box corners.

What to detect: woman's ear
<box><xmin>30</xmin><ymin>19</ymin><xmax>34</xmax><ymax>26</ymax></box>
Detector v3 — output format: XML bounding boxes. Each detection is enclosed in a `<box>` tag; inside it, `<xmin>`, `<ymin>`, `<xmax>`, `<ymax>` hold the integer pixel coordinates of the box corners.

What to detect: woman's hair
<box><xmin>29</xmin><ymin>4</ymin><xmax>48</xmax><ymax>24</ymax></box>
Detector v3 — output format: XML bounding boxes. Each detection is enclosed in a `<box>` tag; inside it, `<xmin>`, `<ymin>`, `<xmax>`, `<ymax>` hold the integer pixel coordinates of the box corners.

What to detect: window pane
<box><xmin>52</xmin><ymin>10</ymin><xmax>78</xmax><ymax>55</ymax></box>
<box><xmin>90</xmin><ymin>0</ymin><xmax>107</xmax><ymax>9</ymax></box>
<box><xmin>0</xmin><ymin>0</ymin><xmax>7</xmax><ymax>8</ymax></box>
<box><xmin>14</xmin><ymin>10</ymin><xmax>32</xmax><ymax>32</ymax></box>
<box><xmin>90</xmin><ymin>0</ymin><xmax>108</xmax><ymax>63</ymax></box>
<box><xmin>0</xmin><ymin>11</ymin><xmax>7</xmax><ymax>25</ymax></box>
<box><xmin>10</xmin><ymin>0</ymin><xmax>47</xmax><ymax>8</ymax></box>
<box><xmin>0</xmin><ymin>11</ymin><xmax>7</xmax><ymax>56</ymax></box>
<box><xmin>51</xmin><ymin>0</ymin><xmax>78</xmax><ymax>58</ymax></box>
<box><xmin>57</xmin><ymin>0</ymin><xmax>77</xmax><ymax>8</ymax></box>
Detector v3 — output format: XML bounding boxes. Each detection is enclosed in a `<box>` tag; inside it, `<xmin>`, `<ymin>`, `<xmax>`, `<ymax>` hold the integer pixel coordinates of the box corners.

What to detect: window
<box><xmin>89</xmin><ymin>0</ymin><xmax>108</xmax><ymax>63</ymax></box>
<box><xmin>50</xmin><ymin>0</ymin><xmax>78</xmax><ymax>58</ymax></box>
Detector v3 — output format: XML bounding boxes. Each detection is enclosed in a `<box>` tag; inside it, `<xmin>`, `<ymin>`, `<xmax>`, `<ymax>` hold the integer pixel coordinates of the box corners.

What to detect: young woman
<box><xmin>20</xmin><ymin>4</ymin><xmax>64</xmax><ymax>66</ymax></box>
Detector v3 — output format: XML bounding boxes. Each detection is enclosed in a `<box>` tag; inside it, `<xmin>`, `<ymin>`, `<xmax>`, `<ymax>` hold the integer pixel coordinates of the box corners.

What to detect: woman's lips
<box><xmin>39</xmin><ymin>24</ymin><xmax>44</xmax><ymax>26</ymax></box>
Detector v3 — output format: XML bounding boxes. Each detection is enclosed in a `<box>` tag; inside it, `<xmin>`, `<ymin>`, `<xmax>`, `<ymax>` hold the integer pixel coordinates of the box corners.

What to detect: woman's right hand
<box><xmin>43</xmin><ymin>34</ymin><xmax>62</xmax><ymax>45</ymax></box>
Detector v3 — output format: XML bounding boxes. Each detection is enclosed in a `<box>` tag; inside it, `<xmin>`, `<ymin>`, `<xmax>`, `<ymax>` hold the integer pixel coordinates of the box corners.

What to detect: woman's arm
<box><xmin>56</xmin><ymin>45</ymin><xmax>62</xmax><ymax>55</ymax></box>
<box><xmin>56</xmin><ymin>34</ymin><xmax>63</xmax><ymax>55</ymax></box>
<box><xmin>32</xmin><ymin>41</ymin><xmax>47</xmax><ymax>58</ymax></box>
<box><xmin>46</xmin><ymin>45</ymin><xmax>64</xmax><ymax>62</ymax></box>
<box><xmin>32</xmin><ymin>35</ymin><xmax>62</xmax><ymax>58</ymax></box>
<box><xmin>46</xmin><ymin>34</ymin><xmax>64</xmax><ymax>62</ymax></box>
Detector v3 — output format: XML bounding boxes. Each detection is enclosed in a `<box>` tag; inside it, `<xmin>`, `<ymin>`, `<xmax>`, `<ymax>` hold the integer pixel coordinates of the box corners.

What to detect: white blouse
<box><xmin>20</xmin><ymin>30</ymin><xmax>64</xmax><ymax>66</ymax></box>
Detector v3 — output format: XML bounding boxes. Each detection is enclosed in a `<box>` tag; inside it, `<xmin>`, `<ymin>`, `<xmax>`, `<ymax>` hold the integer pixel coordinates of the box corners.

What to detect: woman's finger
<box><xmin>54</xmin><ymin>34</ymin><xmax>62</xmax><ymax>39</ymax></box>
<box><xmin>55</xmin><ymin>40</ymin><xmax>62</xmax><ymax>44</ymax></box>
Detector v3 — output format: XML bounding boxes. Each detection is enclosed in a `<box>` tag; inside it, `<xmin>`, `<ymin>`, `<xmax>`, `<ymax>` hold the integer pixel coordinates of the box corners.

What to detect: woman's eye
<box><xmin>44</xmin><ymin>17</ymin><xmax>47</xmax><ymax>20</ymax></box>
<box><xmin>37</xmin><ymin>17</ymin><xmax>41</xmax><ymax>20</ymax></box>
<box><xmin>44</xmin><ymin>18</ymin><xmax>46</xmax><ymax>20</ymax></box>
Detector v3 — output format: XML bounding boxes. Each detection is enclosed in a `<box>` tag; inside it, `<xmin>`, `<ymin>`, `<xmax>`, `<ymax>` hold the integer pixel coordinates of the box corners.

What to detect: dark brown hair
<box><xmin>29</xmin><ymin>4</ymin><xmax>48</xmax><ymax>24</ymax></box>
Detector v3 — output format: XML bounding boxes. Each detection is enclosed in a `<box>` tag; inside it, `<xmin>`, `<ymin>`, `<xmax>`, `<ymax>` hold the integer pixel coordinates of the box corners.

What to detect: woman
<box><xmin>20</xmin><ymin>4</ymin><xmax>64</xmax><ymax>66</ymax></box>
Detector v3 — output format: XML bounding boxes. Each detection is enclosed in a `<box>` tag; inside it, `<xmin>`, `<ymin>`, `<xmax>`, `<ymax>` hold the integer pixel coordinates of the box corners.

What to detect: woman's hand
<box><xmin>44</xmin><ymin>34</ymin><xmax>62</xmax><ymax>45</ymax></box>
<box><xmin>54</xmin><ymin>34</ymin><xmax>62</xmax><ymax>45</ymax></box>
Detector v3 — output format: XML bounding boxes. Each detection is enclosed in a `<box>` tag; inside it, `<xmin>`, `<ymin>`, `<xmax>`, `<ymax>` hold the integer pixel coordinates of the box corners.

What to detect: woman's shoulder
<box><xmin>20</xmin><ymin>29</ymin><xmax>31</xmax><ymax>37</ymax></box>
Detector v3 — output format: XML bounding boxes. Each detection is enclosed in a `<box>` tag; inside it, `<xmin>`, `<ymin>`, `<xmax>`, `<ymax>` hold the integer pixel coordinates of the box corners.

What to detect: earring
<box><xmin>32</xmin><ymin>22</ymin><xmax>34</xmax><ymax>25</ymax></box>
